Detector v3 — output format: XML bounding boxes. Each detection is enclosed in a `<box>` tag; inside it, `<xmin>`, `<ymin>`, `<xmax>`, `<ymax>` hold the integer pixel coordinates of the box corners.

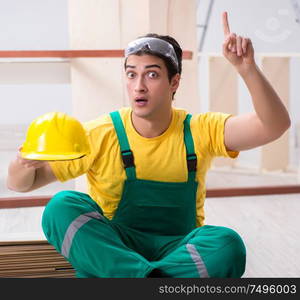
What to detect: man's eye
<box><xmin>148</xmin><ymin>71</ymin><xmax>158</xmax><ymax>78</ymax></box>
<box><xmin>127</xmin><ymin>72</ymin><xmax>135</xmax><ymax>78</ymax></box>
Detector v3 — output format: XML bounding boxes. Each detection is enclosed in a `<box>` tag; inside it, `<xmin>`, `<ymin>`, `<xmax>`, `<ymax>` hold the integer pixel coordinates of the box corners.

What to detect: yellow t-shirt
<box><xmin>49</xmin><ymin>107</ymin><xmax>238</xmax><ymax>227</ymax></box>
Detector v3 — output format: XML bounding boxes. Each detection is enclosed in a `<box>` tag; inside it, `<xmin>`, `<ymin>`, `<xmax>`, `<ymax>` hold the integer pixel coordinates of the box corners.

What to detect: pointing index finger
<box><xmin>222</xmin><ymin>11</ymin><xmax>231</xmax><ymax>36</ymax></box>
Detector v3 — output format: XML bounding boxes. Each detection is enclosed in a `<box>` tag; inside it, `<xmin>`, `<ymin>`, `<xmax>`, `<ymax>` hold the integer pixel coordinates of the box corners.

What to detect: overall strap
<box><xmin>110</xmin><ymin>111</ymin><xmax>136</xmax><ymax>180</ymax></box>
<box><xmin>183</xmin><ymin>114</ymin><xmax>197</xmax><ymax>182</ymax></box>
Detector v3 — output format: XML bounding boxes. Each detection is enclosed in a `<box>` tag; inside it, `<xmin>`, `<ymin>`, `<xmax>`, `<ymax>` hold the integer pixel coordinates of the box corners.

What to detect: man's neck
<box><xmin>131</xmin><ymin>109</ymin><xmax>173</xmax><ymax>138</ymax></box>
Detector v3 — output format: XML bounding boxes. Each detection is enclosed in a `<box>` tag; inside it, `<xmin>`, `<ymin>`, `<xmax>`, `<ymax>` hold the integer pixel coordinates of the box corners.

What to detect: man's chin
<box><xmin>131</xmin><ymin>106</ymin><xmax>152</xmax><ymax>118</ymax></box>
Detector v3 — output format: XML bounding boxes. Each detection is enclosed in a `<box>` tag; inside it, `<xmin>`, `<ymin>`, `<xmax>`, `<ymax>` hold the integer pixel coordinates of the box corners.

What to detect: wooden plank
<box><xmin>0</xmin><ymin>244</ymin><xmax>54</xmax><ymax>250</ymax></box>
<box><xmin>0</xmin><ymin>252</ymin><xmax>61</xmax><ymax>259</ymax></box>
<box><xmin>0</xmin><ymin>258</ymin><xmax>64</xmax><ymax>265</ymax></box>
<box><xmin>208</xmin><ymin>56</ymin><xmax>238</xmax><ymax>169</ymax></box>
<box><xmin>0</xmin><ymin>263</ymin><xmax>72</xmax><ymax>271</ymax></box>
<box><xmin>0</xmin><ymin>50</ymin><xmax>193</xmax><ymax>59</ymax></box>
<box><xmin>0</xmin><ymin>248</ymin><xmax>57</xmax><ymax>254</ymax></box>
<box><xmin>0</xmin><ymin>196</ymin><xmax>51</xmax><ymax>208</ymax></box>
<box><xmin>0</xmin><ymin>267</ymin><xmax>74</xmax><ymax>275</ymax></box>
<box><xmin>0</xmin><ymin>240</ymin><xmax>74</xmax><ymax>278</ymax></box>
<box><xmin>15</xmin><ymin>272</ymin><xmax>76</xmax><ymax>278</ymax></box>
<box><xmin>0</xmin><ymin>256</ymin><xmax>67</xmax><ymax>264</ymax></box>
<box><xmin>206</xmin><ymin>185</ymin><xmax>300</xmax><ymax>197</ymax></box>
<box><xmin>2</xmin><ymin>185</ymin><xmax>300</xmax><ymax>209</ymax></box>
<box><xmin>0</xmin><ymin>50</ymin><xmax>124</xmax><ymax>58</ymax></box>
<box><xmin>260</xmin><ymin>57</ymin><xmax>290</xmax><ymax>171</ymax></box>
<box><xmin>0</xmin><ymin>242</ymin><xmax>55</xmax><ymax>250</ymax></box>
<box><xmin>3</xmin><ymin>271</ymin><xmax>76</xmax><ymax>278</ymax></box>
<box><xmin>0</xmin><ymin>267</ymin><xmax>58</xmax><ymax>274</ymax></box>
<box><xmin>0</xmin><ymin>240</ymin><xmax>49</xmax><ymax>246</ymax></box>
<box><xmin>0</xmin><ymin>253</ymin><xmax>62</xmax><ymax>260</ymax></box>
<box><xmin>0</xmin><ymin>259</ymin><xmax>71</xmax><ymax>266</ymax></box>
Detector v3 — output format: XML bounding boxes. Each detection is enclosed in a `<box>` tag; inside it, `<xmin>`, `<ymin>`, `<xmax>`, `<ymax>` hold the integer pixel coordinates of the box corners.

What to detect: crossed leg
<box><xmin>152</xmin><ymin>225</ymin><xmax>246</xmax><ymax>278</ymax></box>
<box><xmin>42</xmin><ymin>190</ymin><xmax>154</xmax><ymax>278</ymax></box>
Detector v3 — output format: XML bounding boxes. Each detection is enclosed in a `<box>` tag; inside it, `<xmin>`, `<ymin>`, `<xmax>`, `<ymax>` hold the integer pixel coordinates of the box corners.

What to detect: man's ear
<box><xmin>170</xmin><ymin>73</ymin><xmax>181</xmax><ymax>92</ymax></box>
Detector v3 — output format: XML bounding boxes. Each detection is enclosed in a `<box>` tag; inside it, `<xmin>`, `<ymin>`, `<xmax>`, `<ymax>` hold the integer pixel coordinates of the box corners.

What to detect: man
<box><xmin>7</xmin><ymin>12</ymin><xmax>290</xmax><ymax>278</ymax></box>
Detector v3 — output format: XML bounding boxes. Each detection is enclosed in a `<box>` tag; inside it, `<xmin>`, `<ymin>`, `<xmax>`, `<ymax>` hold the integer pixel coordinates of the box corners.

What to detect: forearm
<box><xmin>7</xmin><ymin>158</ymin><xmax>36</xmax><ymax>192</ymax></box>
<box><xmin>238</xmin><ymin>63</ymin><xmax>291</xmax><ymax>135</ymax></box>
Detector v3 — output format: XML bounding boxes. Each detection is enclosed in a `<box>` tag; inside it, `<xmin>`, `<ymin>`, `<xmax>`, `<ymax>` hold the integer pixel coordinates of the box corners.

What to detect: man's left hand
<box><xmin>222</xmin><ymin>11</ymin><xmax>255</xmax><ymax>75</ymax></box>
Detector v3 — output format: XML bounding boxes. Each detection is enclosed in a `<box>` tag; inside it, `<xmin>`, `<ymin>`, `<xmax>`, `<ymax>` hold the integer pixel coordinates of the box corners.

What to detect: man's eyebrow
<box><xmin>125</xmin><ymin>64</ymin><xmax>162</xmax><ymax>69</ymax></box>
<box><xmin>145</xmin><ymin>64</ymin><xmax>161</xmax><ymax>69</ymax></box>
<box><xmin>125</xmin><ymin>65</ymin><xmax>135</xmax><ymax>69</ymax></box>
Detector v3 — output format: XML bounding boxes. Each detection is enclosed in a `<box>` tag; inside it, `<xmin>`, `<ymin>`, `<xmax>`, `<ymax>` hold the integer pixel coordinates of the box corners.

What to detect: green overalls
<box><xmin>42</xmin><ymin>111</ymin><xmax>246</xmax><ymax>278</ymax></box>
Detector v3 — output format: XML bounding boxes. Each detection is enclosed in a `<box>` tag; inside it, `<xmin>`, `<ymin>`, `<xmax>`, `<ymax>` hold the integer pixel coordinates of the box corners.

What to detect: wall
<box><xmin>0</xmin><ymin>0</ymin><xmax>299</xmax><ymax>195</ymax></box>
<box><xmin>198</xmin><ymin>0</ymin><xmax>300</xmax><ymax>170</ymax></box>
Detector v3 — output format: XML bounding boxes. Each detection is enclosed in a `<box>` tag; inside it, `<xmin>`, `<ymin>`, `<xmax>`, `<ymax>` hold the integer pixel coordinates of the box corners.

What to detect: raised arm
<box><xmin>221</xmin><ymin>11</ymin><xmax>291</xmax><ymax>151</ymax></box>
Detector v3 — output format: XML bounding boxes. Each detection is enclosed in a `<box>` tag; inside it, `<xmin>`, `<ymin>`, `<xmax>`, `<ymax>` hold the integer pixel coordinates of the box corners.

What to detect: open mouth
<box><xmin>135</xmin><ymin>98</ymin><xmax>148</xmax><ymax>103</ymax></box>
<box><xmin>134</xmin><ymin>98</ymin><xmax>148</xmax><ymax>106</ymax></box>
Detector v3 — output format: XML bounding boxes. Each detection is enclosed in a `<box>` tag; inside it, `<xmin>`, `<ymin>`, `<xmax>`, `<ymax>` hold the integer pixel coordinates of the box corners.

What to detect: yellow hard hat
<box><xmin>20</xmin><ymin>112</ymin><xmax>90</xmax><ymax>161</ymax></box>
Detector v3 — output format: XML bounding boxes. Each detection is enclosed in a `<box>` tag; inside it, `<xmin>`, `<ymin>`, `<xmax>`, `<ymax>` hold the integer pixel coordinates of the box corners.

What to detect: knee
<box><xmin>193</xmin><ymin>225</ymin><xmax>246</xmax><ymax>277</ymax></box>
<box><xmin>42</xmin><ymin>190</ymin><xmax>102</xmax><ymax>233</ymax></box>
<box><xmin>43</xmin><ymin>190</ymin><xmax>98</xmax><ymax>221</ymax></box>
<box><xmin>42</xmin><ymin>190</ymin><xmax>91</xmax><ymax>239</ymax></box>
<box><xmin>217</xmin><ymin>227</ymin><xmax>246</xmax><ymax>277</ymax></box>
<box><xmin>42</xmin><ymin>191</ymin><xmax>72</xmax><ymax>223</ymax></box>
<box><xmin>41</xmin><ymin>191</ymin><xmax>72</xmax><ymax>239</ymax></box>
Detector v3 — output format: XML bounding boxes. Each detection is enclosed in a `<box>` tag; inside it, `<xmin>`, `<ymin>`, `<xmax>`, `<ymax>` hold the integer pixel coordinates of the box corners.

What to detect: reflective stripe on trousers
<box><xmin>186</xmin><ymin>243</ymin><xmax>209</xmax><ymax>278</ymax></box>
<box><xmin>61</xmin><ymin>211</ymin><xmax>104</xmax><ymax>258</ymax></box>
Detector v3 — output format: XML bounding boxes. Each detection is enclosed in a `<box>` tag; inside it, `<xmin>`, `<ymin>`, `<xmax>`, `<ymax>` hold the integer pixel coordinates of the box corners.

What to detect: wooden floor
<box><xmin>0</xmin><ymin>168</ymin><xmax>299</xmax><ymax>278</ymax></box>
<box><xmin>205</xmin><ymin>169</ymin><xmax>300</xmax><ymax>277</ymax></box>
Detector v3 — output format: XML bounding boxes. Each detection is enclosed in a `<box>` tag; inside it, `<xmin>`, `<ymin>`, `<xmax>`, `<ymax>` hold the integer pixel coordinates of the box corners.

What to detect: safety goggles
<box><xmin>125</xmin><ymin>37</ymin><xmax>179</xmax><ymax>70</ymax></box>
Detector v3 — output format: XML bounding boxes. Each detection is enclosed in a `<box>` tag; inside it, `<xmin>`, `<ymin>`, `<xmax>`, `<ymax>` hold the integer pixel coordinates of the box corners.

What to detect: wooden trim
<box><xmin>206</xmin><ymin>185</ymin><xmax>300</xmax><ymax>198</ymax></box>
<box><xmin>0</xmin><ymin>50</ymin><xmax>193</xmax><ymax>59</ymax></box>
<box><xmin>1</xmin><ymin>185</ymin><xmax>300</xmax><ymax>209</ymax></box>
<box><xmin>0</xmin><ymin>195</ymin><xmax>51</xmax><ymax>209</ymax></box>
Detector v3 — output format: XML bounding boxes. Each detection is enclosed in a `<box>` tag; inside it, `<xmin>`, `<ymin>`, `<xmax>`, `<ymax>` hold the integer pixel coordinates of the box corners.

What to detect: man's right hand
<box><xmin>6</xmin><ymin>146</ymin><xmax>57</xmax><ymax>193</ymax></box>
<box><xmin>16</xmin><ymin>146</ymin><xmax>48</xmax><ymax>170</ymax></box>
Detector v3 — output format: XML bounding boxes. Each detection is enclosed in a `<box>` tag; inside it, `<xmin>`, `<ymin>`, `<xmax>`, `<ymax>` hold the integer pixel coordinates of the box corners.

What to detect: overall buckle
<box><xmin>121</xmin><ymin>149</ymin><xmax>135</xmax><ymax>168</ymax></box>
<box><xmin>187</xmin><ymin>153</ymin><xmax>197</xmax><ymax>172</ymax></box>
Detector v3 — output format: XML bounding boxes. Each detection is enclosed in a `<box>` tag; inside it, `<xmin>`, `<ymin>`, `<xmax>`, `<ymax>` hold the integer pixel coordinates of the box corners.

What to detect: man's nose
<box><xmin>134</xmin><ymin>76</ymin><xmax>147</xmax><ymax>93</ymax></box>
